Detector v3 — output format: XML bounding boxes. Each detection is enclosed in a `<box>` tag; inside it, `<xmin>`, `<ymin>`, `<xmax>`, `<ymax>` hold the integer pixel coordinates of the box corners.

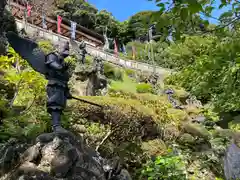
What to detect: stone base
<box><xmin>0</xmin><ymin>130</ymin><xmax>131</xmax><ymax>180</ymax></box>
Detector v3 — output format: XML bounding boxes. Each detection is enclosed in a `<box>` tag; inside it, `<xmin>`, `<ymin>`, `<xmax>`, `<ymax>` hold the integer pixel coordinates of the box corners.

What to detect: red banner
<box><xmin>27</xmin><ymin>4</ymin><xmax>32</xmax><ymax>17</ymax></box>
<box><xmin>57</xmin><ymin>15</ymin><xmax>62</xmax><ymax>33</ymax></box>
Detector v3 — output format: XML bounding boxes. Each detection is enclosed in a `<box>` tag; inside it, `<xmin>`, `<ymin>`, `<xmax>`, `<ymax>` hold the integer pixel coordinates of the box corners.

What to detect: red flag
<box><xmin>114</xmin><ymin>39</ymin><xmax>118</xmax><ymax>57</ymax></box>
<box><xmin>27</xmin><ymin>4</ymin><xmax>32</xmax><ymax>17</ymax></box>
<box><xmin>57</xmin><ymin>15</ymin><xmax>62</xmax><ymax>33</ymax></box>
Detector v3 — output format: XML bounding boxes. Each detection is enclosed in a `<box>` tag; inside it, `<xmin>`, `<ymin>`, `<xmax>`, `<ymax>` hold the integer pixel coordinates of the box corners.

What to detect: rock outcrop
<box><xmin>0</xmin><ymin>131</ymin><xmax>131</xmax><ymax>180</ymax></box>
<box><xmin>70</xmin><ymin>58</ymin><xmax>107</xmax><ymax>96</ymax></box>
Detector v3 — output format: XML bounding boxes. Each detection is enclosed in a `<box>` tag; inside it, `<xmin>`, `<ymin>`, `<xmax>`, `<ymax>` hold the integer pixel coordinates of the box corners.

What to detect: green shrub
<box><xmin>125</xmin><ymin>68</ymin><xmax>136</xmax><ymax>77</ymax></box>
<box><xmin>140</xmin><ymin>151</ymin><xmax>187</xmax><ymax>180</ymax></box>
<box><xmin>104</xmin><ymin>62</ymin><xmax>123</xmax><ymax>81</ymax></box>
<box><xmin>37</xmin><ymin>40</ymin><xmax>55</xmax><ymax>54</ymax></box>
<box><xmin>85</xmin><ymin>55</ymin><xmax>93</xmax><ymax>65</ymax></box>
<box><xmin>136</xmin><ymin>83</ymin><xmax>153</xmax><ymax>93</ymax></box>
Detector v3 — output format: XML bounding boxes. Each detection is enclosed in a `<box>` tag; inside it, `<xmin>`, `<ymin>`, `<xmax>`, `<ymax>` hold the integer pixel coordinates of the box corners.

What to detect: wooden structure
<box><xmin>8</xmin><ymin>0</ymin><xmax>104</xmax><ymax>47</ymax></box>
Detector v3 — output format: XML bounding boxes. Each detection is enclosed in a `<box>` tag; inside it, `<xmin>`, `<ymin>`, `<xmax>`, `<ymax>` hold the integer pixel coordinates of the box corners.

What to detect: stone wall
<box><xmin>15</xmin><ymin>19</ymin><xmax>172</xmax><ymax>75</ymax></box>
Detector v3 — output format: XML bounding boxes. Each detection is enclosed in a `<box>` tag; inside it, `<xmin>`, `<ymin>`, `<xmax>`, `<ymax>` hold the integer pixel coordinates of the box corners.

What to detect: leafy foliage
<box><xmin>103</xmin><ymin>62</ymin><xmax>123</xmax><ymax>81</ymax></box>
<box><xmin>37</xmin><ymin>40</ymin><xmax>55</xmax><ymax>54</ymax></box>
<box><xmin>141</xmin><ymin>151</ymin><xmax>187</xmax><ymax>180</ymax></box>
<box><xmin>1</xmin><ymin>47</ymin><xmax>47</xmax><ymax>105</ymax></box>
<box><xmin>163</xmin><ymin>32</ymin><xmax>240</xmax><ymax>112</ymax></box>
<box><xmin>94</xmin><ymin>10</ymin><xmax>119</xmax><ymax>39</ymax></box>
<box><xmin>54</xmin><ymin>0</ymin><xmax>97</xmax><ymax>29</ymax></box>
<box><xmin>136</xmin><ymin>83</ymin><xmax>153</xmax><ymax>93</ymax></box>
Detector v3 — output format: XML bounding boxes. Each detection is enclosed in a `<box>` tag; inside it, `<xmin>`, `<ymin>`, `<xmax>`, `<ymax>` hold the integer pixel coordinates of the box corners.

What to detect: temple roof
<box><xmin>9</xmin><ymin>0</ymin><xmax>104</xmax><ymax>45</ymax></box>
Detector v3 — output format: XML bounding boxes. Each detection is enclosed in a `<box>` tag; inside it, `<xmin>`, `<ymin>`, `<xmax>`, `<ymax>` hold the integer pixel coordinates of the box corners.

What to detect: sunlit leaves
<box><xmin>0</xmin><ymin>47</ymin><xmax>47</xmax><ymax>106</ymax></box>
<box><xmin>149</xmin><ymin>0</ymin><xmax>240</xmax><ymax>40</ymax></box>
<box><xmin>164</xmin><ymin>32</ymin><xmax>240</xmax><ymax>111</ymax></box>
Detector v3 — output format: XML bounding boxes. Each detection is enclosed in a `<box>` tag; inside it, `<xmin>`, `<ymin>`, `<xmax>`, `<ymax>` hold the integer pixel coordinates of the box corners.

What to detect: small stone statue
<box><xmin>93</xmin><ymin>56</ymin><xmax>107</xmax><ymax>95</ymax></box>
<box><xmin>70</xmin><ymin>39</ymin><xmax>88</xmax><ymax>64</ymax></box>
<box><xmin>103</xmin><ymin>33</ymin><xmax>110</xmax><ymax>51</ymax></box>
<box><xmin>149</xmin><ymin>73</ymin><xmax>159</xmax><ymax>85</ymax></box>
<box><xmin>165</xmin><ymin>89</ymin><xmax>184</xmax><ymax>109</ymax></box>
<box><xmin>79</xmin><ymin>41</ymin><xmax>87</xmax><ymax>64</ymax></box>
<box><xmin>94</xmin><ymin>56</ymin><xmax>104</xmax><ymax>76</ymax></box>
<box><xmin>18</xmin><ymin>28</ymin><xmax>27</xmax><ymax>38</ymax></box>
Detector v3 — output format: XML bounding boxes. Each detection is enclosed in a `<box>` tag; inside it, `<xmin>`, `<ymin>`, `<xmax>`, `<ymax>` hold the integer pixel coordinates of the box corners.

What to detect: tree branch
<box><xmin>95</xmin><ymin>129</ymin><xmax>113</xmax><ymax>152</ymax></box>
<box><xmin>20</xmin><ymin>94</ymin><xmax>36</xmax><ymax>114</ymax></box>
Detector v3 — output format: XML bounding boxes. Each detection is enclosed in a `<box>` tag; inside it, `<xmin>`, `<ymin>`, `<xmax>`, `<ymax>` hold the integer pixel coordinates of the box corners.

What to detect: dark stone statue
<box><xmin>45</xmin><ymin>42</ymin><xmax>72</xmax><ymax>131</ymax></box>
<box><xmin>6</xmin><ymin>32</ymin><xmax>73</xmax><ymax>132</ymax></box>
<box><xmin>5</xmin><ymin>32</ymin><xmax>131</xmax><ymax>180</ymax></box>
<box><xmin>224</xmin><ymin>143</ymin><xmax>240</xmax><ymax>180</ymax></box>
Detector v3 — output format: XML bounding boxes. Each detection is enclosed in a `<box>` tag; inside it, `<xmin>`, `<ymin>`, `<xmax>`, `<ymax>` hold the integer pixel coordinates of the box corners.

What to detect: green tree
<box><xmin>94</xmin><ymin>10</ymin><xmax>119</xmax><ymax>38</ymax></box>
<box><xmin>54</xmin><ymin>0</ymin><xmax>98</xmax><ymax>29</ymax></box>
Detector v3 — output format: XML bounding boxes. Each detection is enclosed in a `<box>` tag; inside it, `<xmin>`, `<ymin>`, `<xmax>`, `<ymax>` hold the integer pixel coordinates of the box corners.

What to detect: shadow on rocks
<box><xmin>0</xmin><ymin>130</ymin><xmax>132</xmax><ymax>180</ymax></box>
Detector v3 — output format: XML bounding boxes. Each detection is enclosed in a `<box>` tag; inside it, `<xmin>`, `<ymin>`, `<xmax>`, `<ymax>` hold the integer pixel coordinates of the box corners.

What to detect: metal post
<box><xmin>148</xmin><ymin>23</ymin><xmax>156</xmax><ymax>73</ymax></box>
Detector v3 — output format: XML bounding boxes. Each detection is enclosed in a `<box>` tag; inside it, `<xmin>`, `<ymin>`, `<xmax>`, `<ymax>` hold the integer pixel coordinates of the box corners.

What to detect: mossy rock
<box><xmin>210</xmin><ymin>137</ymin><xmax>230</xmax><ymax>155</ymax></box>
<box><xmin>68</xmin><ymin>96</ymin><xmax>159</xmax><ymax>142</ymax></box>
<box><xmin>74</xmin><ymin>64</ymin><xmax>94</xmax><ymax>75</ymax></box>
<box><xmin>167</xmin><ymin>108</ymin><xmax>189</xmax><ymax>123</ymax></box>
<box><xmin>183</xmin><ymin>122</ymin><xmax>211</xmax><ymax>140</ymax></box>
<box><xmin>68</xmin><ymin>93</ymin><xmax>190</xmax><ymax>144</ymax></box>
<box><xmin>187</xmin><ymin>160</ymin><xmax>216</xmax><ymax>180</ymax></box>
<box><xmin>69</xmin><ymin>94</ymin><xmax>179</xmax><ymax>139</ymax></box>
<box><xmin>160</xmin><ymin>124</ymin><xmax>181</xmax><ymax>142</ymax></box>
<box><xmin>178</xmin><ymin>133</ymin><xmax>195</xmax><ymax>145</ymax></box>
<box><xmin>185</xmin><ymin>105</ymin><xmax>202</xmax><ymax>117</ymax></box>
<box><xmin>141</xmin><ymin>139</ymin><xmax>167</xmax><ymax>157</ymax></box>
<box><xmin>212</xmin><ymin>128</ymin><xmax>233</xmax><ymax>139</ymax></box>
<box><xmin>72</xmin><ymin>124</ymin><xmax>87</xmax><ymax>134</ymax></box>
<box><xmin>164</xmin><ymin>85</ymin><xmax>189</xmax><ymax>103</ymax></box>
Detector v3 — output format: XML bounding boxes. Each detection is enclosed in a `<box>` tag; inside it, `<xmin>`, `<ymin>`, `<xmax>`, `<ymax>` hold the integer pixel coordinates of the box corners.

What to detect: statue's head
<box><xmin>59</xmin><ymin>41</ymin><xmax>69</xmax><ymax>59</ymax></box>
<box><xmin>94</xmin><ymin>57</ymin><xmax>102</xmax><ymax>63</ymax></box>
<box><xmin>46</xmin><ymin>52</ymin><xmax>60</xmax><ymax>63</ymax></box>
<box><xmin>79</xmin><ymin>41</ymin><xmax>86</xmax><ymax>49</ymax></box>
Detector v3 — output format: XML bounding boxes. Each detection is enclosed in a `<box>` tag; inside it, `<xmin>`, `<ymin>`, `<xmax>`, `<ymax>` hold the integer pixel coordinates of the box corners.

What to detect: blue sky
<box><xmin>88</xmin><ymin>0</ymin><xmax>232</xmax><ymax>24</ymax></box>
<box><xmin>87</xmin><ymin>0</ymin><xmax>159</xmax><ymax>21</ymax></box>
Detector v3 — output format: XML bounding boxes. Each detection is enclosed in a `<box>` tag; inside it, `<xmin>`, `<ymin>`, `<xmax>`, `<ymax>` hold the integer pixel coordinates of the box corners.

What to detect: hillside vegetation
<box><xmin>2</xmin><ymin>0</ymin><xmax>240</xmax><ymax>179</ymax></box>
